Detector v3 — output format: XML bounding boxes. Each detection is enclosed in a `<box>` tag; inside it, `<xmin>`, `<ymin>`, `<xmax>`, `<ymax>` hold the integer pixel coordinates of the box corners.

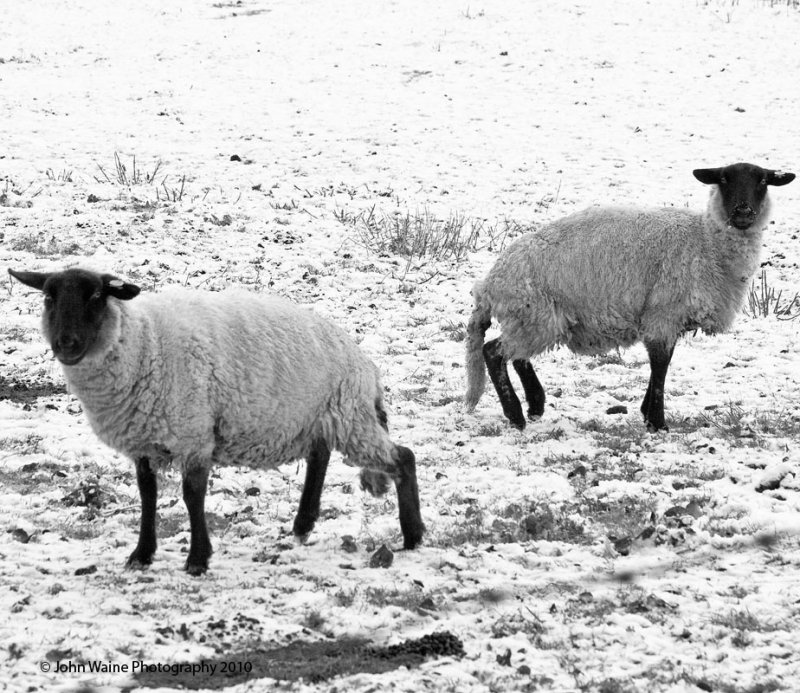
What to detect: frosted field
<box><xmin>1</xmin><ymin>1</ymin><xmax>800</xmax><ymax>691</ymax></box>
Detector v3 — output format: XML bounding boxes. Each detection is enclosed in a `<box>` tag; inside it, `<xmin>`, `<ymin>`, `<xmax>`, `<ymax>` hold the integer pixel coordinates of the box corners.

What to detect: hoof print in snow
<box><xmin>606</xmin><ymin>404</ymin><xmax>628</xmax><ymax>415</ymax></box>
<box><xmin>369</xmin><ymin>544</ymin><xmax>394</xmax><ymax>568</ymax></box>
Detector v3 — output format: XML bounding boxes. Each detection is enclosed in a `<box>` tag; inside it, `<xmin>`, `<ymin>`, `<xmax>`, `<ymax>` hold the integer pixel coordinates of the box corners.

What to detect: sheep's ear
<box><xmin>7</xmin><ymin>269</ymin><xmax>51</xmax><ymax>291</ymax></box>
<box><xmin>693</xmin><ymin>168</ymin><xmax>723</xmax><ymax>185</ymax></box>
<box><xmin>101</xmin><ymin>274</ymin><xmax>141</xmax><ymax>300</ymax></box>
<box><xmin>766</xmin><ymin>170</ymin><xmax>795</xmax><ymax>187</ymax></box>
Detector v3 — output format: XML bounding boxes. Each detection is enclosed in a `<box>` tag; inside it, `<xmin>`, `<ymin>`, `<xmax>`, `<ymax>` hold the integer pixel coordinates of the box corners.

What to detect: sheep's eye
<box><xmin>759</xmin><ymin>179</ymin><xmax>767</xmax><ymax>187</ymax></box>
<box><xmin>43</xmin><ymin>295</ymin><xmax>53</xmax><ymax>307</ymax></box>
<box><xmin>89</xmin><ymin>290</ymin><xmax>102</xmax><ymax>302</ymax></box>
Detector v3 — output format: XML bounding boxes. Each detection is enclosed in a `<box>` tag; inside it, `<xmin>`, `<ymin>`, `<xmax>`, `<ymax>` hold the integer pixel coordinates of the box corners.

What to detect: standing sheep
<box><xmin>465</xmin><ymin>162</ymin><xmax>795</xmax><ymax>431</ymax></box>
<box><xmin>9</xmin><ymin>268</ymin><xmax>424</xmax><ymax>575</ymax></box>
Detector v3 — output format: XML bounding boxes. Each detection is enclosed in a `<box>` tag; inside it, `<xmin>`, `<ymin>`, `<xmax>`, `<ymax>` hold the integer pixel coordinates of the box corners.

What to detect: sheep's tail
<box><xmin>464</xmin><ymin>280</ymin><xmax>492</xmax><ymax>412</ymax></box>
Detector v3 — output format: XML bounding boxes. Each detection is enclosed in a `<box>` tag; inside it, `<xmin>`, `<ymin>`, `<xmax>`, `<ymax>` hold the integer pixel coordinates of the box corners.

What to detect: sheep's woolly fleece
<box><xmin>471</xmin><ymin>193</ymin><xmax>767</xmax><ymax>362</ymax></box>
<box><xmin>1</xmin><ymin>1</ymin><xmax>800</xmax><ymax>692</ymax></box>
<box><xmin>57</xmin><ymin>286</ymin><xmax>395</xmax><ymax>476</ymax></box>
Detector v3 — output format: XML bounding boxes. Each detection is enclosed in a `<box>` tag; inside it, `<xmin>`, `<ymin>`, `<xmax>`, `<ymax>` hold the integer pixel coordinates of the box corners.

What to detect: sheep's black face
<box><xmin>8</xmin><ymin>268</ymin><xmax>141</xmax><ymax>366</ymax></box>
<box><xmin>693</xmin><ymin>163</ymin><xmax>795</xmax><ymax>231</ymax></box>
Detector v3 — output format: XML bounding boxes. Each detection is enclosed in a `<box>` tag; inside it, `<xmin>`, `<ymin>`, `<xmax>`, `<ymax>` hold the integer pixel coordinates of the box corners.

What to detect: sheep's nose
<box><xmin>56</xmin><ymin>334</ymin><xmax>79</xmax><ymax>352</ymax></box>
<box><xmin>734</xmin><ymin>203</ymin><xmax>754</xmax><ymax>216</ymax></box>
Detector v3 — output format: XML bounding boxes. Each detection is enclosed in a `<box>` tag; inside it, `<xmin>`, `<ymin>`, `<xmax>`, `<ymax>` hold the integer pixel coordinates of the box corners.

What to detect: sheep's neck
<box><xmin>61</xmin><ymin>302</ymin><xmax>149</xmax><ymax>428</ymax></box>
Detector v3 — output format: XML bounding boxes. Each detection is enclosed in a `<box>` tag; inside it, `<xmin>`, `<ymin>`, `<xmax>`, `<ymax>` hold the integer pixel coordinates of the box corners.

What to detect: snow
<box><xmin>2</xmin><ymin>0</ymin><xmax>800</xmax><ymax>691</ymax></box>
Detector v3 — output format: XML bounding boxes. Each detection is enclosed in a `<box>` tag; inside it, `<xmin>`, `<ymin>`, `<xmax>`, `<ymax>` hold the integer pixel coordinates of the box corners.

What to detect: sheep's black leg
<box><xmin>641</xmin><ymin>341</ymin><xmax>675</xmax><ymax>432</ymax></box>
<box><xmin>127</xmin><ymin>456</ymin><xmax>158</xmax><ymax>569</ymax></box>
<box><xmin>483</xmin><ymin>338</ymin><xmax>525</xmax><ymax>429</ymax></box>
<box><xmin>512</xmin><ymin>359</ymin><xmax>546</xmax><ymax>419</ymax></box>
<box><xmin>392</xmin><ymin>445</ymin><xmax>424</xmax><ymax>550</ymax></box>
<box><xmin>293</xmin><ymin>439</ymin><xmax>331</xmax><ymax>540</ymax></box>
<box><xmin>183</xmin><ymin>465</ymin><xmax>212</xmax><ymax>576</ymax></box>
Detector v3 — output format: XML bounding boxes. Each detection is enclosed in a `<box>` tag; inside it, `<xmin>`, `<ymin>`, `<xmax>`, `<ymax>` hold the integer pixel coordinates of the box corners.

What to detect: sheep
<box><xmin>465</xmin><ymin>162</ymin><xmax>795</xmax><ymax>432</ymax></box>
<box><xmin>8</xmin><ymin>267</ymin><xmax>424</xmax><ymax>575</ymax></box>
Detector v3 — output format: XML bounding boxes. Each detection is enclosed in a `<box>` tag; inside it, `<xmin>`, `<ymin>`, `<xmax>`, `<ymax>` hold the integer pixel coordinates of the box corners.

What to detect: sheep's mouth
<box><xmin>54</xmin><ymin>349</ymin><xmax>88</xmax><ymax>366</ymax></box>
<box><xmin>729</xmin><ymin>214</ymin><xmax>756</xmax><ymax>230</ymax></box>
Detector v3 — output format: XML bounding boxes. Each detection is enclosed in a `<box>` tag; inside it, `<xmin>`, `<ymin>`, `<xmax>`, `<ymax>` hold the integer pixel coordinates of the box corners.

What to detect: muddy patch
<box><xmin>131</xmin><ymin>631</ymin><xmax>465</xmax><ymax>688</ymax></box>
<box><xmin>0</xmin><ymin>375</ymin><xmax>66</xmax><ymax>405</ymax></box>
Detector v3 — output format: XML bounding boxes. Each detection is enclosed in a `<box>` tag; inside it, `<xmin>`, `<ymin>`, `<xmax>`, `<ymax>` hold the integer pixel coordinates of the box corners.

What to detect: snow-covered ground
<box><xmin>2</xmin><ymin>1</ymin><xmax>800</xmax><ymax>691</ymax></box>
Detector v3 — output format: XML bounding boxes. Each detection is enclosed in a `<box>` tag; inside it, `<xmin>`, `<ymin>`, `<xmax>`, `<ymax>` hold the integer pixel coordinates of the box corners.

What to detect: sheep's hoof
<box><xmin>184</xmin><ymin>561</ymin><xmax>208</xmax><ymax>577</ymax></box>
<box><xmin>402</xmin><ymin>527</ymin><xmax>425</xmax><ymax>550</ymax></box>
<box><xmin>508</xmin><ymin>417</ymin><xmax>526</xmax><ymax>431</ymax></box>
<box><xmin>126</xmin><ymin>548</ymin><xmax>154</xmax><ymax>570</ymax></box>
<box><xmin>503</xmin><ymin>403</ymin><xmax>526</xmax><ymax>430</ymax></box>
<box><xmin>125</xmin><ymin>557</ymin><xmax>152</xmax><ymax>571</ymax></box>
<box><xmin>292</xmin><ymin>515</ymin><xmax>316</xmax><ymax>543</ymax></box>
<box><xmin>292</xmin><ymin>515</ymin><xmax>317</xmax><ymax>540</ymax></box>
<box><xmin>646</xmin><ymin>421</ymin><xmax>669</xmax><ymax>433</ymax></box>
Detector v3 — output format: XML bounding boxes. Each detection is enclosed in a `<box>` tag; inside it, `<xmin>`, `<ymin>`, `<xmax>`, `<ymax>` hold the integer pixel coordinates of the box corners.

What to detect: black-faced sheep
<box><xmin>9</xmin><ymin>268</ymin><xmax>424</xmax><ymax>575</ymax></box>
<box><xmin>465</xmin><ymin>162</ymin><xmax>795</xmax><ymax>431</ymax></box>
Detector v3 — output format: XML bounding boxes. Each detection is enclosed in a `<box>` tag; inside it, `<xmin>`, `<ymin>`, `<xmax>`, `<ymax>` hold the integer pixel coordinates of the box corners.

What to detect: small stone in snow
<box><xmin>341</xmin><ymin>535</ymin><xmax>358</xmax><ymax>553</ymax></box>
<box><xmin>74</xmin><ymin>564</ymin><xmax>97</xmax><ymax>576</ymax></box>
<box><xmin>606</xmin><ymin>404</ymin><xmax>628</xmax><ymax>415</ymax></box>
<box><xmin>685</xmin><ymin>501</ymin><xmax>703</xmax><ymax>518</ymax></box>
<box><xmin>369</xmin><ymin>544</ymin><xmax>394</xmax><ymax>568</ymax></box>
<box><xmin>10</xmin><ymin>528</ymin><xmax>30</xmax><ymax>543</ymax></box>
<box><xmin>638</xmin><ymin>526</ymin><xmax>655</xmax><ymax>540</ymax></box>
<box><xmin>45</xmin><ymin>648</ymin><xmax>74</xmax><ymax>663</ymax></box>
<box><xmin>496</xmin><ymin>648</ymin><xmax>512</xmax><ymax>666</ymax></box>
<box><xmin>613</xmin><ymin>537</ymin><xmax>632</xmax><ymax>555</ymax></box>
